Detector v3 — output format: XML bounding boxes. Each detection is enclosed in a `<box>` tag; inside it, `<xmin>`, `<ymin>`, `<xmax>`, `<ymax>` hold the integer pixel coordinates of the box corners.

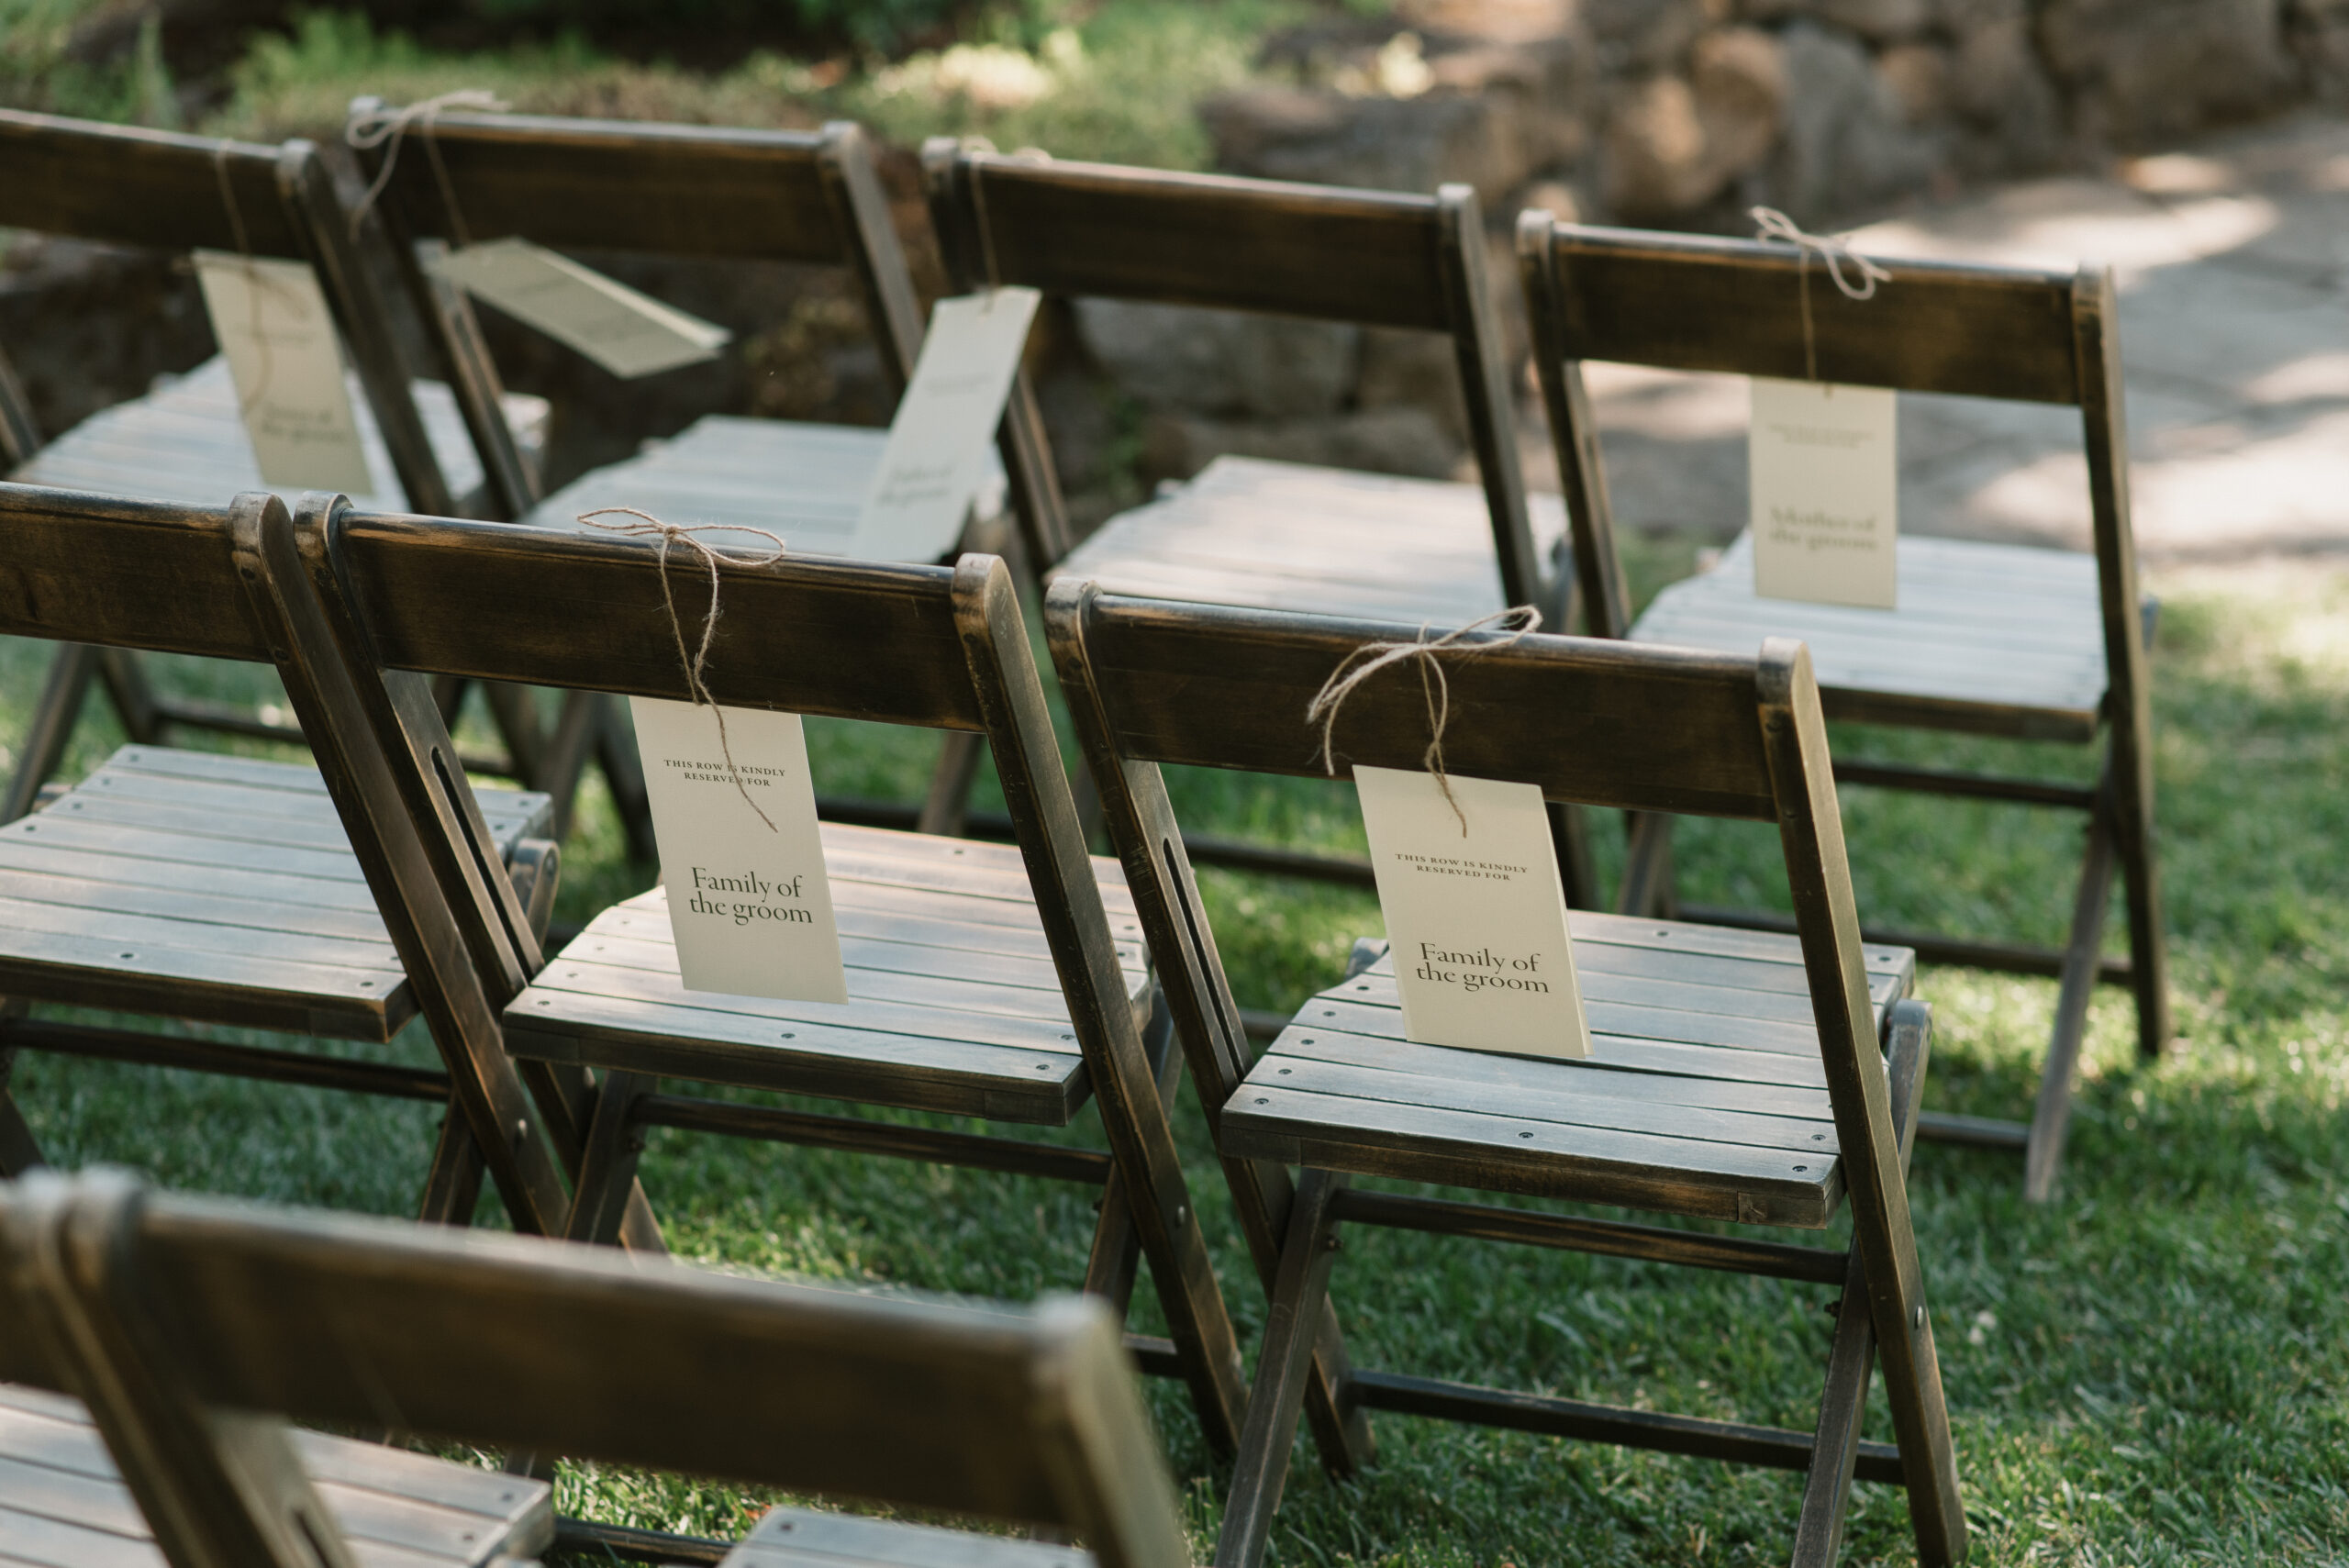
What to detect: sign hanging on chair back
<box><xmin>436</xmin><ymin>239</ymin><xmax>731</xmax><ymax>379</ymax></box>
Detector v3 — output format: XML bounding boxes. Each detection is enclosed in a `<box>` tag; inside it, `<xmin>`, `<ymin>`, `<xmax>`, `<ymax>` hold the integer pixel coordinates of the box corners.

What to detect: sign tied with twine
<box><xmin>346</xmin><ymin>89</ymin><xmax>509</xmax><ymax>241</ymax></box>
<box><xmin>1306</xmin><ymin>606</ymin><xmax>1541</xmax><ymax>836</ymax></box>
<box><xmin>1749</xmin><ymin>206</ymin><xmax>1891</xmax><ymax>383</ymax></box>
<box><xmin>576</xmin><ymin>507</ymin><xmax>787</xmax><ymax>830</ymax></box>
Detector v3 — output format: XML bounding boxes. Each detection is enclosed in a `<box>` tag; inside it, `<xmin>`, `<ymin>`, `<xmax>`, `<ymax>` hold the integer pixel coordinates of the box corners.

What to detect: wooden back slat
<box><xmin>0</xmin><ymin>110</ymin><xmax>306</xmax><ymax>258</ymax></box>
<box><xmin>0</xmin><ymin>483</ymin><xmax>271</xmax><ymax>661</ymax></box>
<box><xmin>959</xmin><ymin>155</ymin><xmax>1450</xmax><ymax>329</ymax></box>
<box><xmin>1051</xmin><ymin>585</ymin><xmax>1778</xmax><ymax>822</ymax></box>
<box><xmin>1536</xmin><ymin>223</ymin><xmax>2080</xmax><ymax>404</ymax></box>
<box><xmin>327</xmin><ymin>510</ymin><xmax>985</xmax><ymax>730</ymax></box>
<box><xmin>359</xmin><ymin>111</ymin><xmax>854</xmax><ymax>264</ymax></box>
<box><xmin>0</xmin><ymin>1173</ymin><xmax>1192</xmax><ymax>1568</ymax></box>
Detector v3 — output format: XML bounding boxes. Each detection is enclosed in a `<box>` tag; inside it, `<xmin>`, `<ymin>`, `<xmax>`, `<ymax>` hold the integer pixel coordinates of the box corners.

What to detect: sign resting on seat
<box><xmin>1354</xmin><ymin>765</ymin><xmax>1590</xmax><ymax>1060</ymax></box>
<box><xmin>1748</xmin><ymin>376</ymin><xmax>1898</xmax><ymax>610</ymax></box>
<box><xmin>629</xmin><ymin>696</ymin><xmax>847</xmax><ymax>1003</ymax></box>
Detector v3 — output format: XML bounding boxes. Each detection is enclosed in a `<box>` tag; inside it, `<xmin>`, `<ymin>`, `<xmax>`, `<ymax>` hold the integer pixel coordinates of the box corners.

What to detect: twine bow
<box><xmin>346</xmin><ymin>89</ymin><xmax>507</xmax><ymax>241</ymax></box>
<box><xmin>577</xmin><ymin>507</ymin><xmax>788</xmax><ymax>831</ymax></box>
<box><xmin>1307</xmin><ymin>606</ymin><xmax>1541</xmax><ymax>836</ymax></box>
<box><xmin>1750</xmin><ymin>206</ymin><xmax>1891</xmax><ymax>382</ymax></box>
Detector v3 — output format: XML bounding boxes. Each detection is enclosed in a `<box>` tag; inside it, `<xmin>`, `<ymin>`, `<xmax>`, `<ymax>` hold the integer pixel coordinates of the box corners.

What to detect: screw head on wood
<box><xmin>1913</xmin><ymin>1304</ymin><xmax>1926</xmax><ymax>1331</ymax></box>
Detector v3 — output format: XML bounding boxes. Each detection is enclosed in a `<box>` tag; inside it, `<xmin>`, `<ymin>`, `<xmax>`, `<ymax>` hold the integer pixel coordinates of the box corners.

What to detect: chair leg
<box><xmin>482</xmin><ymin>682</ymin><xmax>548</xmax><ymax>788</ymax></box>
<box><xmin>1214</xmin><ymin>1169</ymin><xmax>1347</xmax><ymax>1568</ymax></box>
<box><xmin>562</xmin><ymin>1070</ymin><xmax>655</xmax><ymax>1246</ymax></box>
<box><xmin>1617</xmin><ymin>811</ymin><xmax>1679</xmax><ymax>919</ymax></box>
<box><xmin>417</xmin><ymin>1105</ymin><xmax>489</xmax><ymax>1226</ymax></box>
<box><xmin>1844</xmin><ymin>1001</ymin><xmax>1967</xmax><ymax>1568</ymax></box>
<box><xmin>591</xmin><ymin>695</ymin><xmax>658</xmax><ymax>863</ymax></box>
<box><xmin>1794</xmin><ymin>1001</ymin><xmax>1932</xmax><ymax>1567</ymax></box>
<box><xmin>1082</xmin><ymin>1167</ymin><xmax>1146</xmax><ymax>1317</ymax></box>
<box><xmin>94</xmin><ymin>648</ymin><xmax>165</xmax><ymax>744</ymax></box>
<box><xmin>2025</xmin><ymin>807</ymin><xmax>2118</xmax><ymax>1203</ymax></box>
<box><xmin>0</xmin><ymin>1045</ymin><xmax>43</xmax><ymax>1176</ymax></box>
<box><xmin>918</xmin><ymin>731</ymin><xmax>987</xmax><ymax>837</ymax></box>
<box><xmin>2111</xmin><ymin>766</ymin><xmax>2170</xmax><ymax>1064</ymax></box>
<box><xmin>2</xmin><ymin>643</ymin><xmax>101</xmax><ymax>823</ymax></box>
<box><xmin>1547</xmin><ymin>801</ymin><xmax>1599</xmax><ymax>912</ymax></box>
<box><xmin>536</xmin><ymin>690</ymin><xmax>602</xmax><ymax>839</ymax></box>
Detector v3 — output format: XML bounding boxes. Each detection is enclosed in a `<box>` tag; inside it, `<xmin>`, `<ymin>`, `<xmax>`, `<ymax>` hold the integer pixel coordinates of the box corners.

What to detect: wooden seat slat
<box><xmin>1220</xmin><ymin>1082</ymin><xmax>1841</xmax><ymax>1227</ymax></box>
<box><xmin>720</xmin><ymin>1506</ymin><xmax>1092</xmax><ymax>1568</ymax></box>
<box><xmin>507</xmin><ymin>988</ymin><xmax>1088</xmax><ymax>1121</ymax></box>
<box><xmin>0</xmin><ymin>1389</ymin><xmax>550</xmax><ymax>1568</ymax></box>
<box><xmin>1563</xmin><ymin>907</ymin><xmax>1915</xmax><ymax>975</ymax></box>
<box><xmin>590</xmin><ymin>897</ymin><xmax>1116</xmax><ymax>967</ymax></box>
<box><xmin>0</xmin><ymin>894</ymin><xmax>402</xmax><ymax>973</ymax></box>
<box><xmin>528</xmin><ymin>951</ymin><xmax>1080</xmax><ymax>1038</ymax></box>
<box><xmin>0</xmin><ymin>867</ymin><xmax>393</xmax><ymax>942</ymax></box>
<box><xmin>570</xmin><ymin>924</ymin><xmax>1141</xmax><ymax>993</ymax></box>
<box><xmin>6</xmin><ymin>359</ymin><xmax>545</xmax><ymax>517</ymax></box>
<box><xmin>76</xmin><ymin>766</ymin><xmax>551</xmax><ymax>841</ymax></box>
<box><xmin>0</xmin><ymin>841</ymin><xmax>383</xmax><ymax>915</ymax></box>
<box><xmin>1301</xmin><ymin>993</ymin><xmax>1830</xmax><ymax>1082</ymax></box>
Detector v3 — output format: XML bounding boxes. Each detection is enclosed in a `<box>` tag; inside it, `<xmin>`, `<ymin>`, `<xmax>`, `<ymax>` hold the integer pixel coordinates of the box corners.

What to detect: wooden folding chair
<box><xmin>1520</xmin><ymin>217</ymin><xmax>2168</xmax><ymax>1197</ymax></box>
<box><xmin>346</xmin><ymin>102</ymin><xmax>1007</xmax><ymax>848</ymax></box>
<box><xmin>921</xmin><ymin>142</ymin><xmax>1595</xmax><ymax>906</ymax></box>
<box><xmin>0</xmin><ymin>1168</ymin><xmax>1190</xmax><ymax>1568</ymax></box>
<box><xmin>0</xmin><ymin>109</ymin><xmax>550</xmax><ymax>821</ymax></box>
<box><xmin>241</xmin><ymin>491</ymin><xmax>1251</xmax><ymax>1457</ymax></box>
<box><xmin>0</xmin><ymin>481</ymin><xmax>643</xmax><ymax>1251</ymax></box>
<box><xmin>1048</xmin><ymin>584</ymin><xmax>1967</xmax><ymax>1567</ymax></box>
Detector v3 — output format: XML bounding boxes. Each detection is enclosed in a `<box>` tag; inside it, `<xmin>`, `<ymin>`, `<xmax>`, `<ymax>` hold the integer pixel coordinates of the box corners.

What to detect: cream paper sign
<box><xmin>1354</xmin><ymin>765</ymin><xmax>1590</xmax><ymax>1060</ymax></box>
<box><xmin>629</xmin><ymin>696</ymin><xmax>847</xmax><ymax>1003</ymax></box>
<box><xmin>193</xmin><ymin>251</ymin><xmax>373</xmax><ymax>493</ymax></box>
<box><xmin>1749</xmin><ymin>376</ymin><xmax>1898</xmax><ymax>609</ymax></box>
<box><xmin>436</xmin><ymin>238</ymin><xmax>730</xmax><ymax>379</ymax></box>
<box><xmin>853</xmin><ymin>286</ymin><xmax>1041</xmax><ymax>562</ymax></box>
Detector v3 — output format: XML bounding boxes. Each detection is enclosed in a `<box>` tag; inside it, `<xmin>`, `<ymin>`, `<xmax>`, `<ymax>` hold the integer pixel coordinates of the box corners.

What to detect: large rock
<box><xmin>1740</xmin><ymin>0</ymin><xmax>1932</xmax><ymax>43</ymax></box>
<box><xmin>2040</xmin><ymin>0</ymin><xmax>2294</xmax><ymax>144</ymax></box>
<box><xmin>1585</xmin><ymin>0</ymin><xmax>1720</xmax><ymax>71</ymax></box>
<box><xmin>1355</xmin><ymin>326</ymin><xmax>1471</xmax><ymax>446</ymax></box>
<box><xmin>1074</xmin><ymin>299</ymin><xmax>1360</xmax><ymax>420</ymax></box>
<box><xmin>1603</xmin><ymin>27</ymin><xmax>1786</xmax><ymax>220</ymax></box>
<box><xmin>1946</xmin><ymin>17</ymin><xmax>2065</xmax><ymax>166</ymax></box>
<box><xmin>1767</xmin><ymin>21</ymin><xmax>1943</xmax><ymax>218</ymax></box>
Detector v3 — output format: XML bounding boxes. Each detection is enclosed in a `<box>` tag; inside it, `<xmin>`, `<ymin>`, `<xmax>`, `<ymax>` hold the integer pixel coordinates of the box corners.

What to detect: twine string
<box><xmin>1750</xmin><ymin>206</ymin><xmax>1891</xmax><ymax>383</ymax></box>
<box><xmin>346</xmin><ymin>89</ymin><xmax>507</xmax><ymax>243</ymax></box>
<box><xmin>1306</xmin><ymin>606</ymin><xmax>1541</xmax><ymax>836</ymax></box>
<box><xmin>576</xmin><ymin>507</ymin><xmax>789</xmax><ymax>832</ymax></box>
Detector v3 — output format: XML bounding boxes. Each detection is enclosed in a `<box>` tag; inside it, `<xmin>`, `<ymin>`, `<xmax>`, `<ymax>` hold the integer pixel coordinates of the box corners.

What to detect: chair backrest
<box><xmin>922</xmin><ymin>143</ymin><xmax>1540</xmax><ymax>604</ymax></box>
<box><xmin>0</xmin><ymin>1168</ymin><xmax>1192</xmax><ymax>1568</ymax></box>
<box><xmin>0</xmin><ymin>110</ymin><xmax>459</xmax><ymax>515</ymax></box>
<box><xmin>1514</xmin><ymin>216</ymin><xmax>2143</xmax><ymax>713</ymax></box>
<box><xmin>344</xmin><ymin>104</ymin><xmax>926</xmax><ymax>521</ymax></box>
<box><xmin>245</xmin><ymin>494</ymin><xmax>1159</xmax><ymax>1199</ymax></box>
<box><xmin>1043</xmin><ymin>579</ymin><xmax>1912</xmax><ymax>1264</ymax></box>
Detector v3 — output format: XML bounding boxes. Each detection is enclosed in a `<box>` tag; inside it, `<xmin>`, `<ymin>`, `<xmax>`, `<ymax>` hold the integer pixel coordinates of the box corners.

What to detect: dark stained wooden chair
<box><xmin>1519</xmin><ymin>216</ymin><xmax>2168</xmax><ymax>1198</ymax></box>
<box><xmin>1047</xmin><ymin>583</ymin><xmax>1967</xmax><ymax>1568</ymax></box>
<box><xmin>0</xmin><ymin>109</ymin><xmax>550</xmax><ymax>822</ymax></box>
<box><xmin>246</xmin><ymin>492</ymin><xmax>1252</xmax><ymax>1458</ymax></box>
<box><xmin>346</xmin><ymin>102</ymin><xmax>1008</xmax><ymax>846</ymax></box>
<box><xmin>0</xmin><ymin>1168</ymin><xmax>1188</xmax><ymax>1568</ymax></box>
<box><xmin>0</xmin><ymin>481</ymin><xmax>644</xmax><ymax>1253</ymax></box>
<box><xmin>921</xmin><ymin>142</ymin><xmax>1595</xmax><ymax>906</ymax></box>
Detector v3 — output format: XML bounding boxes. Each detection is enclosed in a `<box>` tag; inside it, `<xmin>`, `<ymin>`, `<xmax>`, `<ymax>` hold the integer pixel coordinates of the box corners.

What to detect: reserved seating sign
<box><xmin>1354</xmin><ymin>765</ymin><xmax>1590</xmax><ymax>1059</ymax></box>
<box><xmin>629</xmin><ymin>696</ymin><xmax>847</xmax><ymax>1003</ymax></box>
<box><xmin>1748</xmin><ymin>376</ymin><xmax>1898</xmax><ymax>609</ymax></box>
<box><xmin>853</xmin><ymin>286</ymin><xmax>1041</xmax><ymax>562</ymax></box>
<box><xmin>192</xmin><ymin>251</ymin><xmax>373</xmax><ymax>493</ymax></box>
<box><xmin>436</xmin><ymin>238</ymin><xmax>730</xmax><ymax>379</ymax></box>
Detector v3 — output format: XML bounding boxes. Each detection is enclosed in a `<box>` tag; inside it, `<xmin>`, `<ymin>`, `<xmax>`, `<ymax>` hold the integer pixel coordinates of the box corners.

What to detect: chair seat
<box><xmin>521</xmin><ymin>415</ymin><xmax>1008</xmax><ymax>558</ymax></box>
<box><xmin>504</xmin><ymin>822</ymin><xmax>1151</xmax><ymax>1126</ymax></box>
<box><xmin>0</xmin><ymin>1384</ymin><xmax>552</xmax><ymax>1568</ymax></box>
<box><xmin>0</xmin><ymin>746</ymin><xmax>549</xmax><ymax>1041</ymax></box>
<box><xmin>1052</xmin><ymin>456</ymin><xmax>1569</xmax><ymax>626</ymax></box>
<box><xmin>720</xmin><ymin>1504</ymin><xmax>1091</xmax><ymax>1567</ymax></box>
<box><xmin>1219</xmin><ymin>912</ymin><xmax>1919</xmax><ymax>1229</ymax></box>
<box><xmin>1629</xmin><ymin>530</ymin><xmax>2110</xmax><ymax>741</ymax></box>
<box><xmin>6</xmin><ymin>355</ymin><xmax>549</xmax><ymax>516</ymax></box>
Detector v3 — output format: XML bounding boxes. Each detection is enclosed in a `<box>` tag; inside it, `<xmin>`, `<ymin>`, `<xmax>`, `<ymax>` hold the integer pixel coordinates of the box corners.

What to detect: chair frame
<box><xmin>0</xmin><ymin>483</ymin><xmax>624</xmax><ymax>1248</ymax></box>
<box><xmin>244</xmin><ymin>491</ymin><xmax>1251</xmax><ymax>1454</ymax></box>
<box><xmin>920</xmin><ymin>141</ymin><xmax>1598</xmax><ymax>908</ymax></box>
<box><xmin>346</xmin><ymin>103</ymin><xmax>979</xmax><ymax>851</ymax></box>
<box><xmin>0</xmin><ymin>110</ymin><xmax>482</xmax><ymax>822</ymax></box>
<box><xmin>0</xmin><ymin>1168</ymin><xmax>1193</xmax><ymax>1568</ymax></box>
<box><xmin>1048</xmin><ymin>582</ymin><xmax>1966</xmax><ymax>1566</ymax></box>
<box><xmin>1520</xmin><ymin>215</ymin><xmax>2169</xmax><ymax>1195</ymax></box>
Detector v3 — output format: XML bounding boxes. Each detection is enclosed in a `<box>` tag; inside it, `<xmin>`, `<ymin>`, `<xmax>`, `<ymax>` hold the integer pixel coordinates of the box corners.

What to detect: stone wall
<box><xmin>1070</xmin><ymin>0</ymin><xmax>2349</xmax><ymax>499</ymax></box>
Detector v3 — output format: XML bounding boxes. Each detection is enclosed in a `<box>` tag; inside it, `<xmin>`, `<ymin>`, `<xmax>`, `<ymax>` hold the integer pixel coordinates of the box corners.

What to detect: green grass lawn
<box><xmin>9</xmin><ymin>551</ymin><xmax>2349</xmax><ymax>1565</ymax></box>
